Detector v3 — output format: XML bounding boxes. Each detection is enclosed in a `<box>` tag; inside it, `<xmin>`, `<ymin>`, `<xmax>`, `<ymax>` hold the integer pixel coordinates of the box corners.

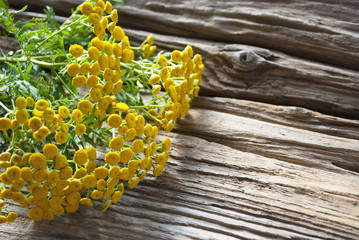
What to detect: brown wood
<box><xmin>2</xmin><ymin>1</ymin><xmax>359</xmax><ymax>239</ymax></box>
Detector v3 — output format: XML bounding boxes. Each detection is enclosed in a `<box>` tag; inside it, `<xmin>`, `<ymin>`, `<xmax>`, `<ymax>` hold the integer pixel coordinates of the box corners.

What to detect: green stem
<box><xmin>0</xmin><ymin>56</ymin><xmax>66</xmax><ymax>68</ymax></box>
<box><xmin>37</xmin><ymin>15</ymin><xmax>86</xmax><ymax>49</ymax></box>
<box><xmin>0</xmin><ymin>101</ymin><xmax>11</xmax><ymax>113</ymax></box>
<box><xmin>54</xmin><ymin>71</ymin><xmax>80</xmax><ymax>101</ymax></box>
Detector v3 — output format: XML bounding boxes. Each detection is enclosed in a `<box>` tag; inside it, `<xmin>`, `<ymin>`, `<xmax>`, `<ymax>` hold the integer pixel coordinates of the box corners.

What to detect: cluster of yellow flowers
<box><xmin>0</xmin><ymin>0</ymin><xmax>203</xmax><ymax>224</ymax></box>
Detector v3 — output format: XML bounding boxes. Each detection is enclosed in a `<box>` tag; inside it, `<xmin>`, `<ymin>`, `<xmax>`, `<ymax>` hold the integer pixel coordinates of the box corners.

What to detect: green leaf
<box><xmin>83</xmin><ymin>134</ymin><xmax>96</xmax><ymax>148</ymax></box>
<box><xmin>0</xmin><ymin>0</ymin><xmax>8</xmax><ymax>10</ymax></box>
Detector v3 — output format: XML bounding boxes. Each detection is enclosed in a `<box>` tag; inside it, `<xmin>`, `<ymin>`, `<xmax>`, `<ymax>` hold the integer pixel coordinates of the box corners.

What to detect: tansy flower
<box><xmin>26</xmin><ymin>96</ymin><xmax>34</xmax><ymax>107</ymax></box>
<box><xmin>74</xmin><ymin>149</ymin><xmax>88</xmax><ymax>165</ymax></box>
<box><xmin>59</xmin><ymin>166</ymin><xmax>73</xmax><ymax>179</ymax></box>
<box><xmin>43</xmin><ymin>143</ymin><xmax>59</xmax><ymax>159</ymax></box>
<box><xmin>80</xmin><ymin>62</ymin><xmax>91</xmax><ymax>75</ymax></box>
<box><xmin>77</xmin><ymin>100</ymin><xmax>92</xmax><ymax>114</ymax></box>
<box><xmin>38</xmin><ymin>126</ymin><xmax>49</xmax><ymax>136</ymax></box>
<box><xmin>73</xmin><ymin>168</ymin><xmax>87</xmax><ymax>179</ymax></box>
<box><xmin>108</xmin><ymin>166</ymin><xmax>120</xmax><ymax>178</ymax></box>
<box><xmin>6</xmin><ymin>165</ymin><xmax>20</xmax><ymax>180</ymax></box>
<box><xmin>79</xmin><ymin>198</ymin><xmax>93</xmax><ymax>207</ymax></box>
<box><xmin>119</xmin><ymin>148</ymin><xmax>133</xmax><ymax>163</ymax></box>
<box><xmin>28</xmin><ymin>206</ymin><xmax>43</xmax><ymax>222</ymax></box>
<box><xmin>0</xmin><ymin>118</ymin><xmax>12</xmax><ymax>131</ymax></box>
<box><xmin>86</xmin><ymin>146</ymin><xmax>97</xmax><ymax>160</ymax></box>
<box><xmin>97</xmin><ymin>179</ymin><xmax>106</xmax><ymax>190</ymax></box>
<box><xmin>116</xmin><ymin>102</ymin><xmax>129</xmax><ymax>112</ymax></box>
<box><xmin>98</xmin><ymin>54</ymin><xmax>108</xmax><ymax>69</ymax></box>
<box><xmin>104</xmin><ymin>41</ymin><xmax>113</xmax><ymax>56</ymax></box>
<box><xmin>157</xmin><ymin>55</ymin><xmax>167</xmax><ymax>68</ymax></box>
<box><xmin>111</xmin><ymin>9</ymin><xmax>118</xmax><ymax>23</ymax></box>
<box><xmin>6</xmin><ymin>212</ymin><xmax>18</xmax><ymax>223</ymax></box>
<box><xmin>113</xmin><ymin>42</ymin><xmax>122</xmax><ymax>57</ymax></box>
<box><xmin>43</xmin><ymin>108</ymin><xmax>55</xmax><ymax>120</ymax></box>
<box><xmin>91</xmin><ymin>190</ymin><xmax>103</xmax><ymax>200</ymax></box>
<box><xmin>125</xmin><ymin>128</ymin><xmax>136</xmax><ymax>141</ymax></box>
<box><xmin>105</xmin><ymin>152</ymin><xmax>120</xmax><ymax>166</ymax></box>
<box><xmin>33</xmin><ymin>168</ymin><xmax>48</xmax><ymax>182</ymax></box>
<box><xmin>75</xmin><ymin>124</ymin><xmax>86</xmax><ymax>136</ymax></box>
<box><xmin>72</xmin><ymin>76</ymin><xmax>86</xmax><ymax>88</ymax></box>
<box><xmin>112</xmin><ymin>26</ymin><xmax>125</xmax><ymax>41</ymax></box>
<box><xmin>93</xmin><ymin>23</ymin><xmax>104</xmax><ymax>37</ymax></box>
<box><xmin>128</xmin><ymin>177</ymin><xmax>140</xmax><ymax>189</ymax></box>
<box><xmin>94</xmin><ymin>166</ymin><xmax>108</xmax><ymax>179</ymax></box>
<box><xmin>149</xmin><ymin>75</ymin><xmax>161</xmax><ymax>85</ymax></box>
<box><xmin>71</xmin><ymin>109</ymin><xmax>83</xmax><ymax>123</ymax></box>
<box><xmin>103</xmin><ymin>68</ymin><xmax>114</xmax><ymax>81</ymax></box>
<box><xmin>117</xmin><ymin>125</ymin><xmax>128</xmax><ymax>135</ymax></box>
<box><xmin>88</xmin><ymin>12</ymin><xmax>101</xmax><ymax>25</ymax></box>
<box><xmin>171</xmin><ymin>50</ymin><xmax>182</xmax><ymax>62</ymax></box>
<box><xmin>29</xmin><ymin>117</ymin><xmax>42</xmax><ymax>130</ymax></box>
<box><xmin>105</xmin><ymin>1</ymin><xmax>112</xmax><ymax>14</ymax></box>
<box><xmin>103</xmin><ymin>187</ymin><xmax>115</xmax><ymax>199</ymax></box>
<box><xmin>29</xmin><ymin>153</ymin><xmax>46</xmax><ymax>170</ymax></box>
<box><xmin>153</xmin><ymin>164</ymin><xmax>165</xmax><ymax>177</ymax></box>
<box><xmin>125</xmin><ymin>113</ymin><xmax>136</xmax><ymax>128</ymax></box>
<box><xmin>16</xmin><ymin>110</ymin><xmax>28</xmax><ymax>123</ymax></box>
<box><xmin>132</xmin><ymin>139</ymin><xmax>144</xmax><ymax>154</ymax></box>
<box><xmin>112</xmin><ymin>81</ymin><xmax>123</xmax><ymax>94</ymax></box>
<box><xmin>81</xmin><ymin>2</ymin><xmax>93</xmax><ymax>15</ymax></box>
<box><xmin>88</xmin><ymin>46</ymin><xmax>100</xmax><ymax>61</ymax></box>
<box><xmin>107</xmin><ymin>114</ymin><xmax>122</xmax><ymax>128</ymax></box>
<box><xmin>35</xmin><ymin>99</ymin><xmax>49</xmax><ymax>111</ymax></box>
<box><xmin>55</xmin><ymin>131</ymin><xmax>67</xmax><ymax>144</ymax></box>
<box><xmin>67</xmin><ymin>63</ymin><xmax>80</xmax><ymax>77</ymax></box>
<box><xmin>86</xmin><ymin>161</ymin><xmax>96</xmax><ymax>173</ymax></box>
<box><xmin>82</xmin><ymin>175</ymin><xmax>97</xmax><ymax>189</ymax></box>
<box><xmin>152</xmin><ymin>85</ymin><xmax>161</xmax><ymax>95</ymax></box>
<box><xmin>69</xmin><ymin>44</ymin><xmax>84</xmax><ymax>58</ymax></box>
<box><xmin>109</xmin><ymin>136</ymin><xmax>124</xmax><ymax>151</ymax></box>
<box><xmin>108</xmin><ymin>22</ymin><xmax>116</xmax><ymax>33</ymax></box>
<box><xmin>58</xmin><ymin>106</ymin><xmax>70</xmax><ymax>118</ymax></box>
<box><xmin>89</xmin><ymin>87</ymin><xmax>102</xmax><ymax>102</ymax></box>
<box><xmin>87</xmin><ymin>75</ymin><xmax>99</xmax><ymax>88</ymax></box>
<box><xmin>15</xmin><ymin>96</ymin><xmax>27</xmax><ymax>110</ymax></box>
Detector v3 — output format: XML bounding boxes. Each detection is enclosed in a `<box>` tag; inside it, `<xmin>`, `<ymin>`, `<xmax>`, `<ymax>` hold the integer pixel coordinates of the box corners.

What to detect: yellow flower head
<box><xmin>0</xmin><ymin>118</ymin><xmax>12</xmax><ymax>131</ymax></box>
<box><xmin>105</xmin><ymin>152</ymin><xmax>120</xmax><ymax>166</ymax></box>
<box><xmin>112</xmin><ymin>26</ymin><xmax>125</xmax><ymax>41</ymax></box>
<box><xmin>55</xmin><ymin>131</ymin><xmax>67</xmax><ymax>144</ymax></box>
<box><xmin>72</xmin><ymin>76</ymin><xmax>86</xmax><ymax>88</ymax></box>
<box><xmin>157</xmin><ymin>55</ymin><xmax>167</xmax><ymax>68</ymax></box>
<box><xmin>103</xmin><ymin>68</ymin><xmax>114</xmax><ymax>81</ymax></box>
<box><xmin>29</xmin><ymin>153</ymin><xmax>46</xmax><ymax>170</ymax></box>
<box><xmin>82</xmin><ymin>174</ymin><xmax>97</xmax><ymax>189</ymax></box>
<box><xmin>94</xmin><ymin>166</ymin><xmax>108</xmax><ymax>179</ymax></box>
<box><xmin>98</xmin><ymin>54</ymin><xmax>109</xmax><ymax>69</ymax></box>
<box><xmin>91</xmin><ymin>190</ymin><xmax>103</xmax><ymax>200</ymax></box>
<box><xmin>80</xmin><ymin>62</ymin><xmax>91</xmax><ymax>75</ymax></box>
<box><xmin>43</xmin><ymin>143</ymin><xmax>59</xmax><ymax>159</ymax></box>
<box><xmin>43</xmin><ymin>108</ymin><xmax>55</xmax><ymax>120</ymax></box>
<box><xmin>16</xmin><ymin>110</ymin><xmax>28</xmax><ymax>123</ymax></box>
<box><xmin>77</xmin><ymin>100</ymin><xmax>93</xmax><ymax>114</ymax></box>
<box><xmin>86</xmin><ymin>75</ymin><xmax>99</xmax><ymax>88</ymax></box>
<box><xmin>71</xmin><ymin>109</ymin><xmax>83</xmax><ymax>123</ymax></box>
<box><xmin>89</xmin><ymin>87</ymin><xmax>102</xmax><ymax>102</ymax></box>
<box><xmin>88</xmin><ymin>46</ymin><xmax>100</xmax><ymax>61</ymax></box>
<box><xmin>109</xmin><ymin>136</ymin><xmax>124</xmax><ymax>151</ymax></box>
<box><xmin>153</xmin><ymin>164</ymin><xmax>165</xmax><ymax>177</ymax></box>
<box><xmin>152</xmin><ymin>85</ymin><xmax>161</xmax><ymax>95</ymax></box>
<box><xmin>111</xmin><ymin>9</ymin><xmax>118</xmax><ymax>23</ymax></box>
<box><xmin>86</xmin><ymin>146</ymin><xmax>97</xmax><ymax>160</ymax></box>
<box><xmin>75</xmin><ymin>124</ymin><xmax>87</xmax><ymax>136</ymax></box>
<box><xmin>67</xmin><ymin>63</ymin><xmax>80</xmax><ymax>77</ymax></box>
<box><xmin>107</xmin><ymin>114</ymin><xmax>122</xmax><ymax>128</ymax></box>
<box><xmin>128</xmin><ymin>177</ymin><xmax>140</xmax><ymax>189</ymax></box>
<box><xmin>113</xmin><ymin>42</ymin><xmax>122</xmax><ymax>57</ymax></box>
<box><xmin>35</xmin><ymin>99</ymin><xmax>49</xmax><ymax>111</ymax></box>
<box><xmin>6</xmin><ymin>165</ymin><xmax>21</xmax><ymax>180</ymax></box>
<box><xmin>81</xmin><ymin>2</ymin><xmax>93</xmax><ymax>16</ymax></box>
<box><xmin>149</xmin><ymin>75</ymin><xmax>161</xmax><ymax>85</ymax></box>
<box><xmin>116</xmin><ymin>102</ymin><xmax>129</xmax><ymax>112</ymax></box>
<box><xmin>74</xmin><ymin>149</ymin><xmax>88</xmax><ymax>166</ymax></box>
<box><xmin>88</xmin><ymin>12</ymin><xmax>101</xmax><ymax>25</ymax></box>
<box><xmin>38</xmin><ymin>126</ymin><xmax>49</xmax><ymax>136</ymax></box>
<box><xmin>16</xmin><ymin>96</ymin><xmax>27</xmax><ymax>110</ymax></box>
<box><xmin>69</xmin><ymin>44</ymin><xmax>84</xmax><ymax>58</ymax></box>
<box><xmin>132</xmin><ymin>139</ymin><xmax>144</xmax><ymax>154</ymax></box>
<box><xmin>28</xmin><ymin>206</ymin><xmax>43</xmax><ymax>222</ymax></box>
<box><xmin>125</xmin><ymin>128</ymin><xmax>136</xmax><ymax>141</ymax></box>
<box><xmin>79</xmin><ymin>198</ymin><xmax>93</xmax><ymax>207</ymax></box>
<box><xmin>54</xmin><ymin>154</ymin><xmax>67</xmax><ymax>170</ymax></box>
<box><xmin>26</xmin><ymin>96</ymin><xmax>34</xmax><ymax>107</ymax></box>
<box><xmin>171</xmin><ymin>50</ymin><xmax>182</xmax><ymax>62</ymax></box>
<box><xmin>119</xmin><ymin>148</ymin><xmax>133</xmax><ymax>163</ymax></box>
<box><xmin>58</xmin><ymin>106</ymin><xmax>70</xmax><ymax>119</ymax></box>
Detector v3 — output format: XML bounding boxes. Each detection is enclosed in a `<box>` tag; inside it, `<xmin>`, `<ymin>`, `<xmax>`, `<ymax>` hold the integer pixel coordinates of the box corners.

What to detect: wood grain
<box><xmin>2</xmin><ymin>1</ymin><xmax>359</xmax><ymax>239</ymax></box>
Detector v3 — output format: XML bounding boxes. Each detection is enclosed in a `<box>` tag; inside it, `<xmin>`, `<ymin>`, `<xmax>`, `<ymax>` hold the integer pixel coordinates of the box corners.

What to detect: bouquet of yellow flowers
<box><xmin>0</xmin><ymin>0</ymin><xmax>203</xmax><ymax>223</ymax></box>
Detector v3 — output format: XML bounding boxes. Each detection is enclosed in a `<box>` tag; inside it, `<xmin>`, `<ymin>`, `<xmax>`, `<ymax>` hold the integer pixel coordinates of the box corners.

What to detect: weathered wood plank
<box><xmin>1</xmin><ymin>129</ymin><xmax>358</xmax><ymax>239</ymax></box>
<box><xmin>10</xmin><ymin>0</ymin><xmax>359</xmax><ymax>70</ymax></box>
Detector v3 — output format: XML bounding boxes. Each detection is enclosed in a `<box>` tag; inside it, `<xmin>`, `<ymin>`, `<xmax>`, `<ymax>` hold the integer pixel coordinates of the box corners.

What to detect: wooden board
<box><xmin>2</xmin><ymin>0</ymin><xmax>359</xmax><ymax>239</ymax></box>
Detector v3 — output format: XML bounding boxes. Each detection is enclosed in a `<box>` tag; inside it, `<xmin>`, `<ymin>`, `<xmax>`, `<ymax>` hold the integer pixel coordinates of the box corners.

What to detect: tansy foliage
<box><xmin>0</xmin><ymin>0</ymin><xmax>203</xmax><ymax>224</ymax></box>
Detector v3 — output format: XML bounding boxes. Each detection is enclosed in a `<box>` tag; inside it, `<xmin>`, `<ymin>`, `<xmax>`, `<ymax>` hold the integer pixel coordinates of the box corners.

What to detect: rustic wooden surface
<box><xmin>2</xmin><ymin>0</ymin><xmax>359</xmax><ymax>239</ymax></box>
